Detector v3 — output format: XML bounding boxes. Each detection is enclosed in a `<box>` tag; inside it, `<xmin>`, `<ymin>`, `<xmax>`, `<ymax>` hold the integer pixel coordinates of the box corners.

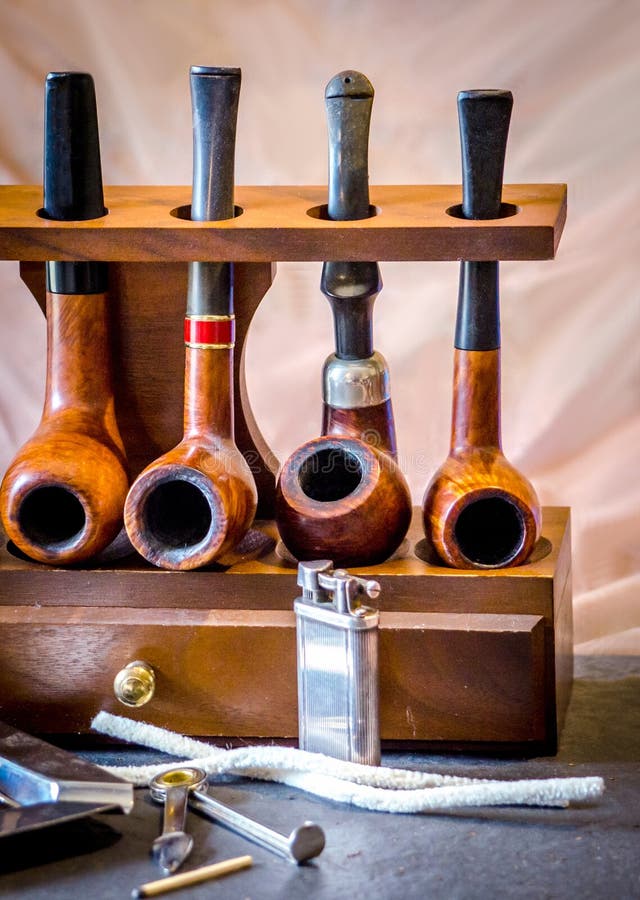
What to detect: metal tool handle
<box><xmin>149</xmin><ymin>767</ymin><xmax>207</xmax><ymax>875</ymax></box>
<box><xmin>162</xmin><ymin>784</ymin><xmax>189</xmax><ymax>835</ymax></box>
<box><xmin>189</xmin><ymin>789</ymin><xmax>325</xmax><ymax>863</ymax></box>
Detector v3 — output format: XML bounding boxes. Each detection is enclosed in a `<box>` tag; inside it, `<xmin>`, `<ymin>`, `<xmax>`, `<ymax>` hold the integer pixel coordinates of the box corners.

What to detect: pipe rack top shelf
<box><xmin>0</xmin><ymin>184</ymin><xmax>566</xmax><ymax>263</ymax></box>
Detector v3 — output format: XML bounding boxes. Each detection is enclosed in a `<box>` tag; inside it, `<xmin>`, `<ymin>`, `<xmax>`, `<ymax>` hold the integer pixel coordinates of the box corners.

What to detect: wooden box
<box><xmin>0</xmin><ymin>507</ymin><xmax>572</xmax><ymax>752</ymax></box>
<box><xmin>0</xmin><ymin>184</ymin><xmax>571</xmax><ymax>753</ymax></box>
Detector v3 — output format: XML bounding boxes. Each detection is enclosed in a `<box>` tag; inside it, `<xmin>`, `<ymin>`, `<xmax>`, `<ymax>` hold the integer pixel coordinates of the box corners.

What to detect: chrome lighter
<box><xmin>295</xmin><ymin>560</ymin><xmax>381</xmax><ymax>766</ymax></box>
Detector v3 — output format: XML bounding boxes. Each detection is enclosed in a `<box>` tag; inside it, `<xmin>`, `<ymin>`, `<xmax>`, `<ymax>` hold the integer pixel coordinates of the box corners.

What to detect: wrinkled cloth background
<box><xmin>0</xmin><ymin>0</ymin><xmax>637</xmax><ymax>652</ymax></box>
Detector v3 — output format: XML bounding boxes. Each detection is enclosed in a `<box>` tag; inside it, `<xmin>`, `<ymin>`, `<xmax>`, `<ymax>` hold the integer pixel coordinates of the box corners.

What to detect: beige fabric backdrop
<box><xmin>0</xmin><ymin>0</ymin><xmax>638</xmax><ymax>652</ymax></box>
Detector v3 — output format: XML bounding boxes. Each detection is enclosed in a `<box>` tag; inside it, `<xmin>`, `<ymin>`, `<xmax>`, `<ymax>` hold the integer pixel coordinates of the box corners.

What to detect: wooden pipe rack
<box><xmin>0</xmin><ymin>183</ymin><xmax>572</xmax><ymax>753</ymax></box>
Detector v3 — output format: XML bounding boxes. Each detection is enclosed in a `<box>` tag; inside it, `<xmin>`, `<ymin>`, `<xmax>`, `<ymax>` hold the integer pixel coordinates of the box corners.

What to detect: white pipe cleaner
<box><xmin>92</xmin><ymin>712</ymin><xmax>604</xmax><ymax>814</ymax></box>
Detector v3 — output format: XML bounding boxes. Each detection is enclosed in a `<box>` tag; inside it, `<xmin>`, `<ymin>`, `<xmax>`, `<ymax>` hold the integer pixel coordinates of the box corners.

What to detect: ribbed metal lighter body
<box><xmin>295</xmin><ymin>561</ymin><xmax>380</xmax><ymax>766</ymax></box>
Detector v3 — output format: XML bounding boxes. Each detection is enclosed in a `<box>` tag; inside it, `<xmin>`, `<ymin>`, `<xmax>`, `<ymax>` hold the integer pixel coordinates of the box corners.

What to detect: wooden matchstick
<box><xmin>132</xmin><ymin>854</ymin><xmax>253</xmax><ymax>898</ymax></box>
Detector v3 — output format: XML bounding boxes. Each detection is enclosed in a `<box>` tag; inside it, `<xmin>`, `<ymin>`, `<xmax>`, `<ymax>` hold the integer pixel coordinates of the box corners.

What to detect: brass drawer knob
<box><xmin>113</xmin><ymin>660</ymin><xmax>156</xmax><ymax>707</ymax></box>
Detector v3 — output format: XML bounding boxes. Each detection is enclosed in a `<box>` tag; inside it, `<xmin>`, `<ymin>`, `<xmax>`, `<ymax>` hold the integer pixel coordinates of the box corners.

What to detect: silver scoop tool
<box><xmin>149</xmin><ymin>767</ymin><xmax>205</xmax><ymax>874</ymax></box>
<box><xmin>151</xmin><ymin>767</ymin><xmax>325</xmax><ymax>864</ymax></box>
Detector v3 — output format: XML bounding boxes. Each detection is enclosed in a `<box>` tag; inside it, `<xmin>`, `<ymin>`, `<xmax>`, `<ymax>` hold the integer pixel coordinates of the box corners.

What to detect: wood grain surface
<box><xmin>0</xmin><ymin>606</ymin><xmax>546</xmax><ymax>744</ymax></box>
<box><xmin>423</xmin><ymin>349</ymin><xmax>541</xmax><ymax>569</ymax></box>
<box><xmin>0</xmin><ymin>184</ymin><xmax>566</xmax><ymax>262</ymax></box>
<box><xmin>0</xmin><ymin>507</ymin><xmax>568</xmax><ymax>613</ymax></box>
<box><xmin>0</xmin><ymin>291</ymin><xmax>129</xmax><ymax>565</ymax></box>
<box><xmin>0</xmin><ymin>178</ymin><xmax>570</xmax><ymax>745</ymax></box>
<box><xmin>0</xmin><ymin>507</ymin><xmax>571</xmax><ymax>748</ymax></box>
<box><xmin>19</xmin><ymin>260</ymin><xmax>278</xmax><ymax>517</ymax></box>
<box><xmin>275</xmin><ymin>436</ymin><xmax>412</xmax><ymax>567</ymax></box>
<box><xmin>122</xmin><ymin>349</ymin><xmax>257</xmax><ymax>569</ymax></box>
<box><xmin>321</xmin><ymin>399</ymin><xmax>398</xmax><ymax>458</ymax></box>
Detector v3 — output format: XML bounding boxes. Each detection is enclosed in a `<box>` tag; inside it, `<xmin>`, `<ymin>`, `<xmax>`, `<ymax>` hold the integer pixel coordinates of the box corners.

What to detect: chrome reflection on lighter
<box><xmin>295</xmin><ymin>560</ymin><xmax>381</xmax><ymax>766</ymax></box>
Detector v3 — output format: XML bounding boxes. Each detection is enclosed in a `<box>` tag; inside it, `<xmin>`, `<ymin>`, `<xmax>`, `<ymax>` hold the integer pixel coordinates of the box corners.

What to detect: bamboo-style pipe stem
<box><xmin>422</xmin><ymin>90</ymin><xmax>541</xmax><ymax>569</ymax></box>
<box><xmin>276</xmin><ymin>71</ymin><xmax>411</xmax><ymax>568</ymax></box>
<box><xmin>0</xmin><ymin>72</ymin><xmax>128</xmax><ymax>565</ymax></box>
<box><xmin>123</xmin><ymin>67</ymin><xmax>256</xmax><ymax>570</ymax></box>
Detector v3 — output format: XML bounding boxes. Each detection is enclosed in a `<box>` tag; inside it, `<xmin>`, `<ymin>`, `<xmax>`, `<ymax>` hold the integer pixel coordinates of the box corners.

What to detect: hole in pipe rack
<box><xmin>446</xmin><ymin>202</ymin><xmax>519</xmax><ymax>220</ymax></box>
<box><xmin>306</xmin><ymin>204</ymin><xmax>380</xmax><ymax>221</ymax></box>
<box><xmin>413</xmin><ymin>534</ymin><xmax>552</xmax><ymax>566</ymax></box>
<box><xmin>170</xmin><ymin>204</ymin><xmax>244</xmax><ymax>221</ymax></box>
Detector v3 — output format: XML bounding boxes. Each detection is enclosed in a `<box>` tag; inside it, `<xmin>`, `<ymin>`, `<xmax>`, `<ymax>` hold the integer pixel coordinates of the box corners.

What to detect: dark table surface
<box><xmin>0</xmin><ymin>656</ymin><xmax>638</xmax><ymax>900</ymax></box>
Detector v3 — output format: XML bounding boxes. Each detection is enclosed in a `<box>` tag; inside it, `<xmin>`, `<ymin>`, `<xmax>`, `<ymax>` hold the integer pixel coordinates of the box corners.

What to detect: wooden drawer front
<box><xmin>380</xmin><ymin>613</ymin><xmax>546</xmax><ymax>743</ymax></box>
<box><xmin>0</xmin><ymin>608</ymin><xmax>545</xmax><ymax>744</ymax></box>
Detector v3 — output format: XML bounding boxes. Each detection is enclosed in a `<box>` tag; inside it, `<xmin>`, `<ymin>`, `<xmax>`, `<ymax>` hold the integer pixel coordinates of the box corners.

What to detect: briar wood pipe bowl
<box><xmin>123</xmin><ymin>343</ymin><xmax>256</xmax><ymax>570</ymax></box>
<box><xmin>123</xmin><ymin>66</ymin><xmax>257</xmax><ymax>570</ymax></box>
<box><xmin>422</xmin><ymin>349</ymin><xmax>540</xmax><ymax>569</ymax></box>
<box><xmin>276</xmin><ymin>437</ymin><xmax>411</xmax><ymax>568</ymax></box>
<box><xmin>0</xmin><ymin>292</ymin><xmax>128</xmax><ymax>565</ymax></box>
<box><xmin>422</xmin><ymin>89</ymin><xmax>541</xmax><ymax>570</ymax></box>
<box><xmin>276</xmin><ymin>354</ymin><xmax>412</xmax><ymax>567</ymax></box>
<box><xmin>0</xmin><ymin>72</ymin><xmax>129</xmax><ymax>565</ymax></box>
<box><xmin>123</xmin><ymin>450</ymin><xmax>256</xmax><ymax>571</ymax></box>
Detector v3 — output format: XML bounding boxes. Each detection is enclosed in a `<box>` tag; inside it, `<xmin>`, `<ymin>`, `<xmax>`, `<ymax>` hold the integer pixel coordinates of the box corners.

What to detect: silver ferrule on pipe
<box><xmin>322</xmin><ymin>351</ymin><xmax>390</xmax><ymax>409</ymax></box>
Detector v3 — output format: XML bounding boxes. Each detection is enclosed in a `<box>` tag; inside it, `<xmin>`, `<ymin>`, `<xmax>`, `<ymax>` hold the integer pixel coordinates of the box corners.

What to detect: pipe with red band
<box><xmin>184</xmin><ymin>316</ymin><xmax>235</xmax><ymax>348</ymax></box>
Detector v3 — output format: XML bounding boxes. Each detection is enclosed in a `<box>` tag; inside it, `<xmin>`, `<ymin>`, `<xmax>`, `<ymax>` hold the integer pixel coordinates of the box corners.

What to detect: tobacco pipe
<box><xmin>422</xmin><ymin>90</ymin><xmax>541</xmax><ymax>569</ymax></box>
<box><xmin>0</xmin><ymin>72</ymin><xmax>129</xmax><ymax>565</ymax></box>
<box><xmin>124</xmin><ymin>67</ymin><xmax>256</xmax><ymax>570</ymax></box>
<box><xmin>276</xmin><ymin>71</ymin><xmax>412</xmax><ymax>568</ymax></box>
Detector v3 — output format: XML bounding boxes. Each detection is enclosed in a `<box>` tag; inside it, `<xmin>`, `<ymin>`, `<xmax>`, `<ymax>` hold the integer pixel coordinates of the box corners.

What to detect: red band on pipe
<box><xmin>184</xmin><ymin>317</ymin><xmax>235</xmax><ymax>347</ymax></box>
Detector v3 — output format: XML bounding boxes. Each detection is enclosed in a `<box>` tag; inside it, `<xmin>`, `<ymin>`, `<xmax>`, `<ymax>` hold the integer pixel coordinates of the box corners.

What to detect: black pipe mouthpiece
<box><xmin>43</xmin><ymin>72</ymin><xmax>106</xmax><ymax>222</ymax></box>
<box><xmin>323</xmin><ymin>70</ymin><xmax>379</xmax><ymax>359</ymax></box>
<box><xmin>325</xmin><ymin>70</ymin><xmax>374</xmax><ymax>221</ymax></box>
<box><xmin>46</xmin><ymin>261</ymin><xmax>109</xmax><ymax>295</ymax></box>
<box><xmin>454</xmin><ymin>261</ymin><xmax>500</xmax><ymax>351</ymax></box>
<box><xmin>454</xmin><ymin>89</ymin><xmax>512</xmax><ymax>350</ymax></box>
<box><xmin>458</xmin><ymin>89</ymin><xmax>513</xmax><ymax>221</ymax></box>
<box><xmin>43</xmin><ymin>72</ymin><xmax>107</xmax><ymax>295</ymax></box>
<box><xmin>321</xmin><ymin>261</ymin><xmax>381</xmax><ymax>360</ymax></box>
<box><xmin>187</xmin><ymin>66</ymin><xmax>241</xmax><ymax>318</ymax></box>
<box><xmin>189</xmin><ymin>66</ymin><xmax>241</xmax><ymax>223</ymax></box>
